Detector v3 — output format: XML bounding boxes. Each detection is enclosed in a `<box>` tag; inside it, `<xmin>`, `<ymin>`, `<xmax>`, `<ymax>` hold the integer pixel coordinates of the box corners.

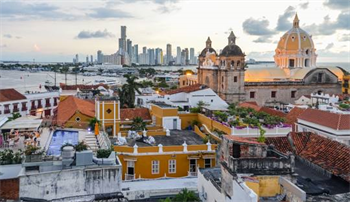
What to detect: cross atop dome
<box><xmin>228</xmin><ymin>31</ymin><xmax>236</xmax><ymax>45</ymax></box>
<box><xmin>206</xmin><ymin>37</ymin><xmax>212</xmax><ymax>48</ymax></box>
<box><xmin>293</xmin><ymin>13</ymin><xmax>299</xmax><ymax>28</ymax></box>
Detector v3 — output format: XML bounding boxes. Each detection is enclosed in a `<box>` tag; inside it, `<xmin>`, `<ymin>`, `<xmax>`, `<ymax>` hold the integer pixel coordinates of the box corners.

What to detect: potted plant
<box><xmin>25</xmin><ymin>145</ymin><xmax>44</xmax><ymax>162</ymax></box>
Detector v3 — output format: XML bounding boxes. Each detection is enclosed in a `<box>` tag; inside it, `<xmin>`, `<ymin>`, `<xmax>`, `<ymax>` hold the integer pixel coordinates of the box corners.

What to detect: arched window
<box><xmin>231</xmin><ymin>60</ymin><xmax>235</xmax><ymax>67</ymax></box>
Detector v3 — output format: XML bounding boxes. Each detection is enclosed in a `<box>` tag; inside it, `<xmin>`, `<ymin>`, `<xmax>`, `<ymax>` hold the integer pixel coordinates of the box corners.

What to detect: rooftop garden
<box><xmin>211</xmin><ymin>104</ymin><xmax>289</xmax><ymax>129</ymax></box>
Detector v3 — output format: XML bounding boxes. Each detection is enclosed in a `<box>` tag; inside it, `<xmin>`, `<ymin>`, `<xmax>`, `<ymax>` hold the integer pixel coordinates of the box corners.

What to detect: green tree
<box><xmin>121</xmin><ymin>74</ymin><xmax>143</xmax><ymax>108</ymax></box>
<box><xmin>8</xmin><ymin>112</ymin><xmax>21</xmax><ymax>121</ymax></box>
<box><xmin>131</xmin><ymin>117</ymin><xmax>146</xmax><ymax>131</ymax></box>
<box><xmin>88</xmin><ymin>117</ymin><xmax>101</xmax><ymax>129</ymax></box>
<box><xmin>173</xmin><ymin>188</ymin><xmax>200</xmax><ymax>202</ymax></box>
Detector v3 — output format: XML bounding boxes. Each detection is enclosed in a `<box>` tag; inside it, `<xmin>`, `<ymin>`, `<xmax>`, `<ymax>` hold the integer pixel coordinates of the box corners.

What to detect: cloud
<box><xmin>299</xmin><ymin>2</ymin><xmax>309</xmax><ymax>9</ymax></box>
<box><xmin>88</xmin><ymin>8</ymin><xmax>133</xmax><ymax>19</ymax></box>
<box><xmin>33</xmin><ymin>44</ymin><xmax>41</xmax><ymax>51</ymax></box>
<box><xmin>0</xmin><ymin>1</ymin><xmax>78</xmax><ymax>20</ymax></box>
<box><xmin>340</xmin><ymin>34</ymin><xmax>350</xmax><ymax>41</ymax></box>
<box><xmin>76</xmin><ymin>29</ymin><xmax>115</xmax><ymax>39</ymax></box>
<box><xmin>325</xmin><ymin>43</ymin><xmax>334</xmax><ymax>49</ymax></box>
<box><xmin>3</xmin><ymin>34</ymin><xmax>12</xmax><ymax>38</ymax></box>
<box><xmin>324</xmin><ymin>0</ymin><xmax>349</xmax><ymax>10</ymax></box>
<box><xmin>304</xmin><ymin>12</ymin><xmax>350</xmax><ymax>35</ymax></box>
<box><xmin>246</xmin><ymin>51</ymin><xmax>275</xmax><ymax>60</ymax></box>
<box><xmin>253</xmin><ymin>36</ymin><xmax>273</xmax><ymax>43</ymax></box>
<box><xmin>276</xmin><ymin>6</ymin><xmax>295</xmax><ymax>31</ymax></box>
<box><xmin>242</xmin><ymin>18</ymin><xmax>276</xmax><ymax>36</ymax></box>
<box><xmin>155</xmin><ymin>4</ymin><xmax>180</xmax><ymax>14</ymax></box>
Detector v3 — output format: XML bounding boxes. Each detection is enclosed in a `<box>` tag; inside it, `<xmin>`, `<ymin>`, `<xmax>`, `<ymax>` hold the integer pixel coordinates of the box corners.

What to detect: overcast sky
<box><xmin>0</xmin><ymin>0</ymin><xmax>349</xmax><ymax>62</ymax></box>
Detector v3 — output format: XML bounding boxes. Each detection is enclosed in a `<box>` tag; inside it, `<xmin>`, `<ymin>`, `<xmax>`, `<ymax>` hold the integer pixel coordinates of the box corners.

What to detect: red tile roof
<box><xmin>265</xmin><ymin>137</ymin><xmax>293</xmax><ymax>155</ymax></box>
<box><xmin>0</xmin><ymin>89</ymin><xmax>26</xmax><ymax>102</ymax></box>
<box><xmin>239</xmin><ymin>102</ymin><xmax>261</xmax><ymax>111</ymax></box>
<box><xmin>56</xmin><ymin>96</ymin><xmax>95</xmax><ymax>125</ymax></box>
<box><xmin>161</xmin><ymin>84</ymin><xmax>208</xmax><ymax>95</ymax></box>
<box><xmin>60</xmin><ymin>83</ymin><xmax>109</xmax><ymax>90</ymax></box>
<box><xmin>239</xmin><ymin>102</ymin><xmax>286</xmax><ymax>118</ymax></box>
<box><xmin>120</xmin><ymin>108</ymin><xmax>151</xmax><ymax>122</ymax></box>
<box><xmin>259</xmin><ymin>107</ymin><xmax>287</xmax><ymax>118</ymax></box>
<box><xmin>298</xmin><ymin>108</ymin><xmax>350</xmax><ymax>130</ymax></box>
<box><xmin>263</xmin><ymin>132</ymin><xmax>350</xmax><ymax>182</ymax></box>
<box><xmin>289</xmin><ymin>132</ymin><xmax>350</xmax><ymax>182</ymax></box>
<box><xmin>286</xmin><ymin>107</ymin><xmax>307</xmax><ymax>124</ymax></box>
<box><xmin>224</xmin><ymin>135</ymin><xmax>265</xmax><ymax>145</ymax></box>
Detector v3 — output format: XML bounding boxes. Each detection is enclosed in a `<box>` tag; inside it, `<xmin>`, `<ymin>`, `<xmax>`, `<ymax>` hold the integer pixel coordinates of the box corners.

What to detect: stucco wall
<box><xmin>19</xmin><ymin>166</ymin><xmax>122</xmax><ymax>201</ymax></box>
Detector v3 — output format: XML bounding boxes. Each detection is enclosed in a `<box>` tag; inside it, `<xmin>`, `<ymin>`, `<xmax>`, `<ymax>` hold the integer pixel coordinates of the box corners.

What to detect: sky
<box><xmin>0</xmin><ymin>0</ymin><xmax>349</xmax><ymax>63</ymax></box>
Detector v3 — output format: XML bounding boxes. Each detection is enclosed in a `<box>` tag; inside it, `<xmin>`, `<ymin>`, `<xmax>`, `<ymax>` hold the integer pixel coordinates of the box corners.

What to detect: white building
<box><xmin>297</xmin><ymin>108</ymin><xmax>350</xmax><ymax>145</ymax></box>
<box><xmin>0</xmin><ymin>88</ymin><xmax>59</xmax><ymax>118</ymax></box>
<box><xmin>135</xmin><ymin>84</ymin><xmax>228</xmax><ymax>111</ymax></box>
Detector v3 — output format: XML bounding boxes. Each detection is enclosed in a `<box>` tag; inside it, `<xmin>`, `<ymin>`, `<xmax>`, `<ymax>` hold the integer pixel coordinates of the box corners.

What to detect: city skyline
<box><xmin>0</xmin><ymin>0</ymin><xmax>349</xmax><ymax>62</ymax></box>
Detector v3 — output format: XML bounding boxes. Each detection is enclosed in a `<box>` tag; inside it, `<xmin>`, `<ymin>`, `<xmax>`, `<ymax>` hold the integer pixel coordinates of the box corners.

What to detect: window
<box><xmin>250</xmin><ymin>92</ymin><xmax>255</xmax><ymax>99</ymax></box>
<box><xmin>204</xmin><ymin>159</ymin><xmax>211</xmax><ymax>168</ymax></box>
<box><xmin>189</xmin><ymin>159</ymin><xmax>197</xmax><ymax>172</ymax></box>
<box><xmin>152</xmin><ymin>160</ymin><xmax>159</xmax><ymax>174</ymax></box>
<box><xmin>271</xmin><ymin>91</ymin><xmax>277</xmax><ymax>98</ymax></box>
<box><xmin>291</xmin><ymin>90</ymin><xmax>297</xmax><ymax>98</ymax></box>
<box><xmin>234</xmin><ymin>76</ymin><xmax>237</xmax><ymax>82</ymax></box>
<box><xmin>127</xmin><ymin>161</ymin><xmax>135</xmax><ymax>175</ymax></box>
<box><xmin>169</xmin><ymin>160</ymin><xmax>176</xmax><ymax>173</ymax></box>
<box><xmin>317</xmin><ymin>73</ymin><xmax>323</xmax><ymax>83</ymax></box>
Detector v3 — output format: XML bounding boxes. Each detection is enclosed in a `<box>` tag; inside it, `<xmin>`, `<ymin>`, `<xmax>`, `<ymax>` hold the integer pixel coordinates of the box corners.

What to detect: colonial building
<box><xmin>194</xmin><ymin>14</ymin><xmax>344</xmax><ymax>105</ymax></box>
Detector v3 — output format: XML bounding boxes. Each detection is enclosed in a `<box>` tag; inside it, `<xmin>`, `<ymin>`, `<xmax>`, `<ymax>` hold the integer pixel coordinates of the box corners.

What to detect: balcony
<box><xmin>125</xmin><ymin>174</ymin><xmax>135</xmax><ymax>181</ymax></box>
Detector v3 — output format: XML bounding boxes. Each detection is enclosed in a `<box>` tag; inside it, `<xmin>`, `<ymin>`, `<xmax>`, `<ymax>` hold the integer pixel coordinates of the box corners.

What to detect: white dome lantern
<box><xmin>274</xmin><ymin>14</ymin><xmax>317</xmax><ymax>69</ymax></box>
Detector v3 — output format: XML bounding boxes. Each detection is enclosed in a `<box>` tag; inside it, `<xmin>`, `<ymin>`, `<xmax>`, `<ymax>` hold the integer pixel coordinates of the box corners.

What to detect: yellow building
<box><xmin>114</xmin><ymin>130</ymin><xmax>217</xmax><ymax>180</ymax></box>
<box><xmin>55</xmin><ymin>96</ymin><xmax>95</xmax><ymax>128</ymax></box>
<box><xmin>343</xmin><ymin>75</ymin><xmax>350</xmax><ymax>94</ymax></box>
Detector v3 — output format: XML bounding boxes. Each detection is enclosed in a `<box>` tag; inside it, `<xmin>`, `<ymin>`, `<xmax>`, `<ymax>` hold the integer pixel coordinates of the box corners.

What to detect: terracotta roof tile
<box><xmin>120</xmin><ymin>108</ymin><xmax>151</xmax><ymax>122</ymax></box>
<box><xmin>289</xmin><ymin>132</ymin><xmax>350</xmax><ymax>182</ymax></box>
<box><xmin>0</xmin><ymin>88</ymin><xmax>26</xmax><ymax>102</ymax></box>
<box><xmin>161</xmin><ymin>84</ymin><xmax>208</xmax><ymax>95</ymax></box>
<box><xmin>286</xmin><ymin>107</ymin><xmax>307</xmax><ymax>124</ymax></box>
<box><xmin>56</xmin><ymin>96</ymin><xmax>95</xmax><ymax>125</ymax></box>
<box><xmin>298</xmin><ymin>108</ymin><xmax>350</xmax><ymax>130</ymax></box>
<box><xmin>265</xmin><ymin>137</ymin><xmax>293</xmax><ymax>155</ymax></box>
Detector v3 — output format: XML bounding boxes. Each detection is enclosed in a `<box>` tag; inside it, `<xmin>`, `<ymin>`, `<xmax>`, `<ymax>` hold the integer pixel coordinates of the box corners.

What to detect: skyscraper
<box><xmin>97</xmin><ymin>50</ymin><xmax>103</xmax><ymax>64</ymax></box>
<box><xmin>127</xmin><ymin>39</ymin><xmax>133</xmax><ymax>61</ymax></box>
<box><xmin>176</xmin><ymin>46</ymin><xmax>181</xmax><ymax>65</ymax></box>
<box><xmin>118</xmin><ymin>26</ymin><xmax>127</xmax><ymax>52</ymax></box>
<box><xmin>133</xmin><ymin>44</ymin><xmax>139</xmax><ymax>63</ymax></box>
<box><xmin>166</xmin><ymin>44</ymin><xmax>172</xmax><ymax>65</ymax></box>
<box><xmin>190</xmin><ymin>48</ymin><xmax>195</xmax><ymax>64</ymax></box>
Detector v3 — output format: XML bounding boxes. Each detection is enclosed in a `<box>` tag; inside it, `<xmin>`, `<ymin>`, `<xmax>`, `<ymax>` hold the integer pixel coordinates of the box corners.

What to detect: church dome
<box><xmin>220</xmin><ymin>44</ymin><xmax>244</xmax><ymax>57</ymax></box>
<box><xmin>274</xmin><ymin>14</ymin><xmax>317</xmax><ymax>69</ymax></box>
<box><xmin>200</xmin><ymin>47</ymin><xmax>217</xmax><ymax>57</ymax></box>
<box><xmin>276</xmin><ymin>14</ymin><xmax>314</xmax><ymax>51</ymax></box>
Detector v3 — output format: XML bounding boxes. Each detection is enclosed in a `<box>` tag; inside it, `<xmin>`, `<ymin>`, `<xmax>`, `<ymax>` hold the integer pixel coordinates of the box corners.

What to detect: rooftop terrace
<box><xmin>126</xmin><ymin>130</ymin><xmax>204</xmax><ymax>147</ymax></box>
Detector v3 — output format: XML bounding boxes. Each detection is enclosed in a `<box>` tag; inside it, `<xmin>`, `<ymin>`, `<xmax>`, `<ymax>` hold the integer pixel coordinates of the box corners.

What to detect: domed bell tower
<box><xmin>218</xmin><ymin>31</ymin><xmax>246</xmax><ymax>103</ymax></box>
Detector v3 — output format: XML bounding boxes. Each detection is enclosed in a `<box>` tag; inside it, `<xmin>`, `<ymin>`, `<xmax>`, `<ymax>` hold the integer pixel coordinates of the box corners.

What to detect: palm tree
<box><xmin>131</xmin><ymin>117</ymin><xmax>146</xmax><ymax>132</ymax></box>
<box><xmin>172</xmin><ymin>188</ymin><xmax>200</xmax><ymax>202</ymax></box>
<box><xmin>121</xmin><ymin>74</ymin><xmax>143</xmax><ymax>108</ymax></box>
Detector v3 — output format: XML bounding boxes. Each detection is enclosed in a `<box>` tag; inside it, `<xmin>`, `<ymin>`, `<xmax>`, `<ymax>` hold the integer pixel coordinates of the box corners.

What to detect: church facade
<box><xmin>197</xmin><ymin>14</ymin><xmax>343</xmax><ymax>106</ymax></box>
